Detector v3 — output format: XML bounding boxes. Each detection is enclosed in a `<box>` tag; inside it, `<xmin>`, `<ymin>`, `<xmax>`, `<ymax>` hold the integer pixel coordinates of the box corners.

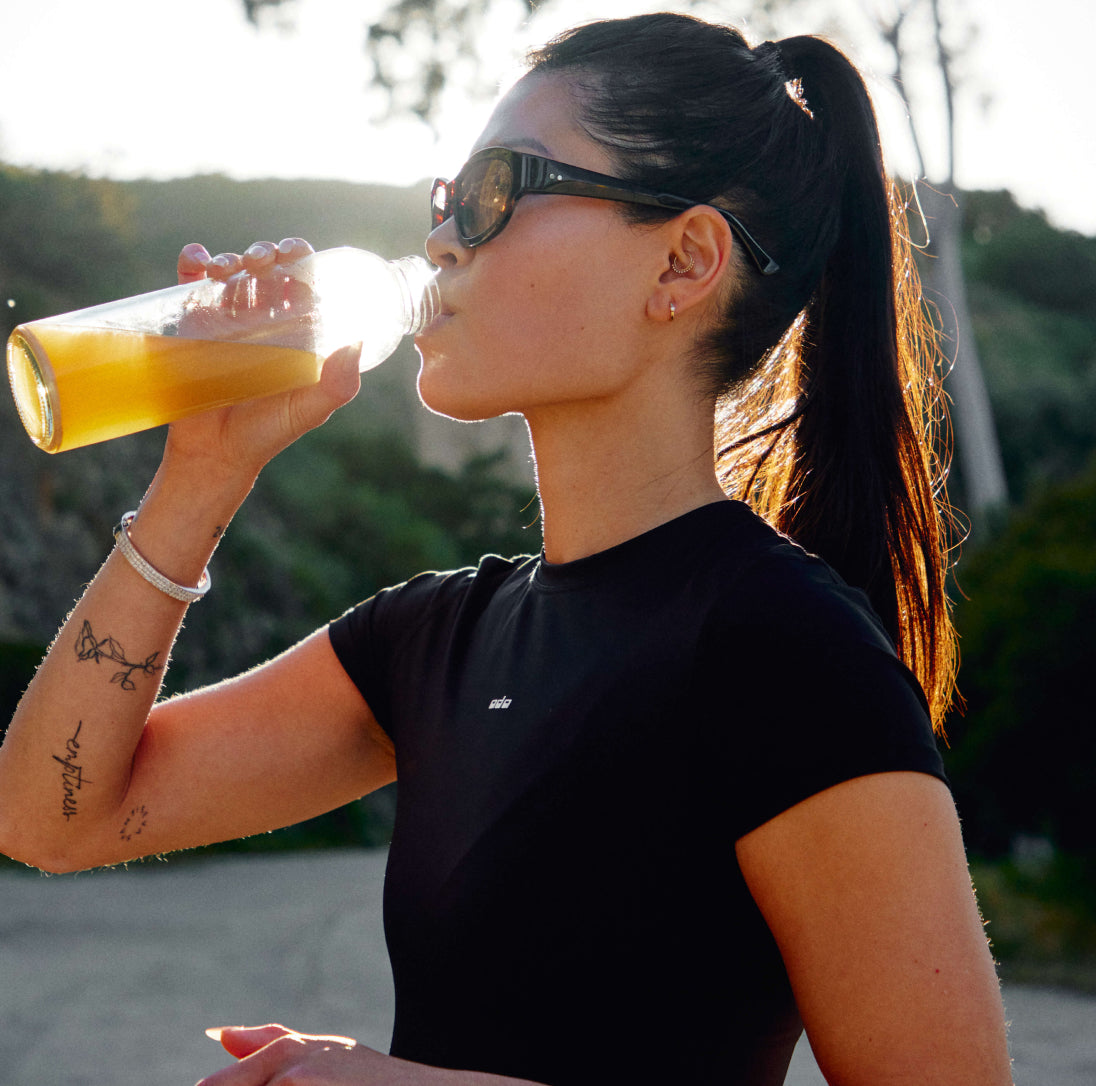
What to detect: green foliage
<box><xmin>0</xmin><ymin>642</ymin><xmax>44</xmax><ymax>733</ymax></box>
<box><xmin>965</xmin><ymin>278</ymin><xmax>1096</xmax><ymax>497</ymax></box>
<box><xmin>963</xmin><ymin>191</ymin><xmax>1096</xmax><ymax>317</ymax></box>
<box><xmin>959</xmin><ymin>191</ymin><xmax>1096</xmax><ymax>499</ymax></box>
<box><xmin>971</xmin><ymin>855</ymin><xmax>1096</xmax><ymax>992</ymax></box>
<box><xmin>0</xmin><ymin>165</ymin><xmax>142</xmax><ymax>338</ymax></box>
<box><xmin>120</xmin><ymin>175</ymin><xmax>431</xmax><ymax>288</ymax></box>
<box><xmin>944</xmin><ymin>460</ymin><xmax>1096</xmax><ymax>859</ymax></box>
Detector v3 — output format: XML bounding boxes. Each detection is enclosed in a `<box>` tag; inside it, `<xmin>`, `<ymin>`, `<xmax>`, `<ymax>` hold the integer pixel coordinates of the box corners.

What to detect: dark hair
<box><xmin>528</xmin><ymin>13</ymin><xmax>958</xmax><ymax>729</ymax></box>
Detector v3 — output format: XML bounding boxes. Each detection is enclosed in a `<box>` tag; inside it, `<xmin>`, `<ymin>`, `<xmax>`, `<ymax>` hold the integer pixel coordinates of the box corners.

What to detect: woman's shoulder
<box><xmin>689</xmin><ymin>501</ymin><xmax>894</xmax><ymax>651</ymax></box>
<box><xmin>332</xmin><ymin>551</ymin><xmax>537</xmax><ymax>637</ymax></box>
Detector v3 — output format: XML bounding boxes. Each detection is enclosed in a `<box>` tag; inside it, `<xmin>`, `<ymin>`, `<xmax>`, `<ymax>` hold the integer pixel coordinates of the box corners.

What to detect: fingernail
<box><xmin>210</xmin><ymin>255</ymin><xmax>232</xmax><ymax>269</ymax></box>
<box><xmin>246</xmin><ymin>243</ymin><xmax>272</xmax><ymax>260</ymax></box>
<box><xmin>277</xmin><ymin>238</ymin><xmax>297</xmax><ymax>255</ymax></box>
<box><xmin>205</xmin><ymin>1027</ymin><xmax>224</xmax><ymax>1041</ymax></box>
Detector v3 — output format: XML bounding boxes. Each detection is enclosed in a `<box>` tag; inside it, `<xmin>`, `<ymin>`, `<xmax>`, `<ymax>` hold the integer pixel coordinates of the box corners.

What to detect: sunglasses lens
<box><xmin>457</xmin><ymin>156</ymin><xmax>514</xmax><ymax>243</ymax></box>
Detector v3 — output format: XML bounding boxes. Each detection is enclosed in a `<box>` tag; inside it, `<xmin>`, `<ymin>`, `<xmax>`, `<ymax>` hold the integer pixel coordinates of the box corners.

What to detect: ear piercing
<box><xmin>669</xmin><ymin>251</ymin><xmax>693</xmax><ymax>319</ymax></box>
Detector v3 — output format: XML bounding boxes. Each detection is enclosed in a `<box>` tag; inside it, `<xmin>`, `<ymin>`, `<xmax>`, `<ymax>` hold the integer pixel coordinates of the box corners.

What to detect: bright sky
<box><xmin>1</xmin><ymin>0</ymin><xmax>1093</xmax><ymax>235</ymax></box>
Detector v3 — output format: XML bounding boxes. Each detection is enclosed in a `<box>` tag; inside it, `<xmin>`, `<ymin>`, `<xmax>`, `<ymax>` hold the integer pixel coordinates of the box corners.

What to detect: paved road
<box><xmin>2</xmin><ymin>850</ymin><xmax>1093</xmax><ymax>1085</ymax></box>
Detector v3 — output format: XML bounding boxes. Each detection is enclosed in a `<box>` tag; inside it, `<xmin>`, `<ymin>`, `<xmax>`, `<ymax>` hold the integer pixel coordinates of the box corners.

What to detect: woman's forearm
<box><xmin>0</xmin><ymin>455</ymin><xmax>255</xmax><ymax>872</ymax></box>
<box><xmin>0</xmin><ymin>336</ymin><xmax>362</xmax><ymax>873</ymax></box>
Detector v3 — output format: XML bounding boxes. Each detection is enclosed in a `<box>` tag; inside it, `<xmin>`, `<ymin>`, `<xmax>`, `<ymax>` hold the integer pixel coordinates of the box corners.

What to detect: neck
<box><xmin>527</xmin><ymin>391</ymin><xmax>727</xmax><ymax>565</ymax></box>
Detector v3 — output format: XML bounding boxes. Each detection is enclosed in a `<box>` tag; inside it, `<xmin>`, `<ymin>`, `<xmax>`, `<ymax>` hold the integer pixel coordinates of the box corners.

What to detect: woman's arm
<box><xmin>736</xmin><ymin>771</ymin><xmax>1013</xmax><ymax>1085</ymax></box>
<box><xmin>0</xmin><ymin>241</ymin><xmax>378</xmax><ymax>873</ymax></box>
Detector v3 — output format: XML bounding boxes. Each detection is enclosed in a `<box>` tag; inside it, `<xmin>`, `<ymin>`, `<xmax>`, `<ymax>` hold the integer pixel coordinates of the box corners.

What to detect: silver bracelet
<box><xmin>113</xmin><ymin>511</ymin><xmax>211</xmax><ymax>604</ymax></box>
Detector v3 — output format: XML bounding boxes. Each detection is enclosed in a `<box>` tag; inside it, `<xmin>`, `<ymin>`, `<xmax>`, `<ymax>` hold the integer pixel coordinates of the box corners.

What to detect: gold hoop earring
<box><xmin>669</xmin><ymin>300</ymin><xmax>676</xmax><ymax>322</ymax></box>
<box><xmin>671</xmin><ymin>252</ymin><xmax>695</xmax><ymax>275</ymax></box>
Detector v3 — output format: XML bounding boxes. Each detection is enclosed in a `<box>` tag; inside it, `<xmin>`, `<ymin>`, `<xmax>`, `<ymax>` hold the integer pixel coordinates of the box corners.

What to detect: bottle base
<box><xmin>7</xmin><ymin>327</ymin><xmax>59</xmax><ymax>453</ymax></box>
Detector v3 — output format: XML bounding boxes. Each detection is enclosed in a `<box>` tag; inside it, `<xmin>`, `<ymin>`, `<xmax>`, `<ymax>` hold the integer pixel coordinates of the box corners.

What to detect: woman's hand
<box><xmin>165</xmin><ymin>238</ymin><xmax>362</xmax><ymax>484</ymax></box>
<box><xmin>197</xmin><ymin>1024</ymin><xmax>544</xmax><ymax>1086</ymax></box>
<box><xmin>196</xmin><ymin>1024</ymin><xmax>380</xmax><ymax>1085</ymax></box>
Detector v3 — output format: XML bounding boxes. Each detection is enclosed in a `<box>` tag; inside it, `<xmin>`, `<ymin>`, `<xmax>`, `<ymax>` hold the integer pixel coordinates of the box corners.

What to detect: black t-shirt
<box><xmin>329</xmin><ymin>500</ymin><xmax>946</xmax><ymax>1086</ymax></box>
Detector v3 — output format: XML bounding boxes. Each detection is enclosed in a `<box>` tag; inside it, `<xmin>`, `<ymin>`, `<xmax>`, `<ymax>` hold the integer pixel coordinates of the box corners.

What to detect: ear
<box><xmin>646</xmin><ymin>207</ymin><xmax>735</xmax><ymax>323</ymax></box>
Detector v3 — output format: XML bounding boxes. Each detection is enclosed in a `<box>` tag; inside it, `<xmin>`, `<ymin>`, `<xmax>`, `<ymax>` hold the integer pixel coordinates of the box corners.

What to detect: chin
<box><xmin>420</xmin><ymin>399</ymin><xmax>497</xmax><ymax>424</ymax></box>
<box><xmin>416</xmin><ymin>370</ymin><xmax>509</xmax><ymax>424</ymax></box>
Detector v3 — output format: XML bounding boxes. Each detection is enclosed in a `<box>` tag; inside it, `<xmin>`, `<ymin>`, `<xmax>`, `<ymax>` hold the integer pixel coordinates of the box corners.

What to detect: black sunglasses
<box><xmin>431</xmin><ymin>146</ymin><xmax>779</xmax><ymax>276</ymax></box>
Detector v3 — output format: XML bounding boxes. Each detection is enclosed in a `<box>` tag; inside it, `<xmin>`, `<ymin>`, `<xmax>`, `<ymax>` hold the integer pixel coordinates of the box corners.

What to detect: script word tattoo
<box><xmin>54</xmin><ymin>721</ymin><xmax>91</xmax><ymax>821</ymax></box>
<box><xmin>119</xmin><ymin>805</ymin><xmax>150</xmax><ymax>843</ymax></box>
<box><xmin>75</xmin><ymin>619</ymin><xmax>161</xmax><ymax>691</ymax></box>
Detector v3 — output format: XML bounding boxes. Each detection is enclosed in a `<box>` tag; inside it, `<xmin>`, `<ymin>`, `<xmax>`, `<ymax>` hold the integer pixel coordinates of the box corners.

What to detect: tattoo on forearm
<box><xmin>120</xmin><ymin>805</ymin><xmax>149</xmax><ymax>843</ymax></box>
<box><xmin>53</xmin><ymin>721</ymin><xmax>91</xmax><ymax>821</ymax></box>
<box><xmin>212</xmin><ymin>525</ymin><xmax>225</xmax><ymax>539</ymax></box>
<box><xmin>75</xmin><ymin>620</ymin><xmax>161</xmax><ymax>691</ymax></box>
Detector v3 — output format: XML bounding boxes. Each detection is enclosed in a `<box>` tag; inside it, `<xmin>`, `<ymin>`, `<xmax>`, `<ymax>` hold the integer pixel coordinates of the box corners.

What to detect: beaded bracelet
<box><xmin>113</xmin><ymin>511</ymin><xmax>211</xmax><ymax>604</ymax></box>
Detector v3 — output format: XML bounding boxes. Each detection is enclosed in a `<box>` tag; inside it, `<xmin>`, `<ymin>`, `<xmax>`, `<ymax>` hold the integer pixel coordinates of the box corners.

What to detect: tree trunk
<box><xmin>917</xmin><ymin>183</ymin><xmax>1009</xmax><ymax>531</ymax></box>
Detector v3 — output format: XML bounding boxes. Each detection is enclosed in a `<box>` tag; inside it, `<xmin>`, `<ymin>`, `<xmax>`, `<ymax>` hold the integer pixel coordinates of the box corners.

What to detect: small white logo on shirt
<box><xmin>488</xmin><ymin>697</ymin><xmax>512</xmax><ymax>710</ymax></box>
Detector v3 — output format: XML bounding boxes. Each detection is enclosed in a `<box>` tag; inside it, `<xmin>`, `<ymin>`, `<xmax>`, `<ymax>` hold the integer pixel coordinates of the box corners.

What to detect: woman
<box><xmin>0</xmin><ymin>13</ymin><xmax>1012</xmax><ymax>1086</ymax></box>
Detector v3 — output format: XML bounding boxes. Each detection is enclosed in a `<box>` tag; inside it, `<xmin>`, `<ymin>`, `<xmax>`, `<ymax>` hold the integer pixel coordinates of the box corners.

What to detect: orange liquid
<box><xmin>7</xmin><ymin>324</ymin><xmax>323</xmax><ymax>453</ymax></box>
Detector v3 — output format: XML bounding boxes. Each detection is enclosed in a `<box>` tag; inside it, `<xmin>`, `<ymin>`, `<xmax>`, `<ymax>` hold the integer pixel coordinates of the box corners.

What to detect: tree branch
<box><xmin>242</xmin><ymin>0</ymin><xmax>296</xmax><ymax>27</ymax></box>
<box><xmin>929</xmin><ymin>0</ymin><xmax>957</xmax><ymax>185</ymax></box>
<box><xmin>878</xmin><ymin>0</ymin><xmax>928</xmax><ymax>182</ymax></box>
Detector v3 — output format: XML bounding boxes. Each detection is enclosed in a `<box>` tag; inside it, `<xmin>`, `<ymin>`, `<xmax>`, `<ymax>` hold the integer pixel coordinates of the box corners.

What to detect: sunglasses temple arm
<box><xmin>604</xmin><ymin>187</ymin><xmax>780</xmax><ymax>276</ymax></box>
<box><xmin>659</xmin><ymin>196</ymin><xmax>778</xmax><ymax>276</ymax></box>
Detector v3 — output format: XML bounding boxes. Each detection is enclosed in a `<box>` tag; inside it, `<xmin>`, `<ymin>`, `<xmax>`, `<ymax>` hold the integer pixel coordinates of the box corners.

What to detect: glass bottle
<box><xmin>6</xmin><ymin>247</ymin><xmax>439</xmax><ymax>453</ymax></box>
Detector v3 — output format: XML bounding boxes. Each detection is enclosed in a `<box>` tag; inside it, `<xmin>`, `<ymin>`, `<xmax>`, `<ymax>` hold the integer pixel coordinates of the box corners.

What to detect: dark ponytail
<box><xmin>753</xmin><ymin>35</ymin><xmax>957</xmax><ymax>727</ymax></box>
<box><xmin>529</xmin><ymin>15</ymin><xmax>958</xmax><ymax>729</ymax></box>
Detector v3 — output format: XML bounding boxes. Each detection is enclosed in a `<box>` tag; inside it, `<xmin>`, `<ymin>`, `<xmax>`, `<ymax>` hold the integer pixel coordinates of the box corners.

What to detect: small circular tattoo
<box><xmin>120</xmin><ymin>805</ymin><xmax>149</xmax><ymax>842</ymax></box>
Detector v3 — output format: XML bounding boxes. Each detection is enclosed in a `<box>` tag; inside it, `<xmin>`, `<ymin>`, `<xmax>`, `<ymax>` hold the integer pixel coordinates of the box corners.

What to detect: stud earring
<box><xmin>671</xmin><ymin>252</ymin><xmax>695</xmax><ymax>275</ymax></box>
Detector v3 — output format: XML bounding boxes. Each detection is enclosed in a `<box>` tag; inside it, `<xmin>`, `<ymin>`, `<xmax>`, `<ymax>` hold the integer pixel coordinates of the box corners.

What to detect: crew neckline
<box><xmin>532</xmin><ymin>500</ymin><xmax>747</xmax><ymax>591</ymax></box>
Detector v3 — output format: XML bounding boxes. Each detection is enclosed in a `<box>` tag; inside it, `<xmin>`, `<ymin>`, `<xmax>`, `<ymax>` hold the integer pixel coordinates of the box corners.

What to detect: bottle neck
<box><xmin>389</xmin><ymin>256</ymin><xmax>440</xmax><ymax>335</ymax></box>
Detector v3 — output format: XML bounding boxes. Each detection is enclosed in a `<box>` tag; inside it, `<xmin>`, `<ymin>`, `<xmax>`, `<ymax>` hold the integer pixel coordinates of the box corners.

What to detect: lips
<box><xmin>416</xmin><ymin>302</ymin><xmax>454</xmax><ymax>339</ymax></box>
<box><xmin>415</xmin><ymin>277</ymin><xmax>456</xmax><ymax>339</ymax></box>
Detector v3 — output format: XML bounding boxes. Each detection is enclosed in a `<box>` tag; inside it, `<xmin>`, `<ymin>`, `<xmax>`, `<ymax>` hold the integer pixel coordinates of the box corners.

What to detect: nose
<box><xmin>425</xmin><ymin>215</ymin><xmax>471</xmax><ymax>269</ymax></box>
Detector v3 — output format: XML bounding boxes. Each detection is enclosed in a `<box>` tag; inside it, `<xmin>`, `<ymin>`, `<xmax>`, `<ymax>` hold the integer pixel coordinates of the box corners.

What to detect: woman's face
<box><xmin>416</xmin><ymin>70</ymin><xmax>675</xmax><ymax>424</ymax></box>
